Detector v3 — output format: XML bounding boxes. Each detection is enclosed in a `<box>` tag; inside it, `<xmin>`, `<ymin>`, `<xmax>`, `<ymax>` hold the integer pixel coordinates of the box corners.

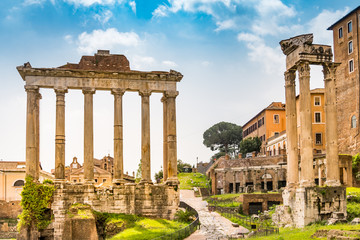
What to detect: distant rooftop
<box><xmin>327</xmin><ymin>6</ymin><xmax>360</xmax><ymax>30</ymax></box>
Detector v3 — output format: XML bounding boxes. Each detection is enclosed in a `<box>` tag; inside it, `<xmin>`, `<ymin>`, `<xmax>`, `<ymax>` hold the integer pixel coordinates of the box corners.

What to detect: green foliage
<box><xmin>347</xmin><ymin>202</ymin><xmax>360</xmax><ymax>221</ymax></box>
<box><xmin>239</xmin><ymin>136</ymin><xmax>262</xmax><ymax>155</ymax></box>
<box><xmin>352</xmin><ymin>154</ymin><xmax>360</xmax><ymax>179</ymax></box>
<box><xmin>154</xmin><ymin>169</ymin><xmax>163</xmax><ymax>183</ymax></box>
<box><xmin>177</xmin><ymin>159</ymin><xmax>192</xmax><ymax>173</ymax></box>
<box><xmin>178</xmin><ymin>173</ymin><xmax>210</xmax><ymax>190</ymax></box>
<box><xmin>203</xmin><ymin>121</ymin><xmax>242</xmax><ymax>155</ymax></box>
<box><xmin>174</xmin><ymin>209</ymin><xmax>196</xmax><ymax>223</ymax></box>
<box><xmin>135</xmin><ymin>162</ymin><xmax>141</xmax><ymax>183</ymax></box>
<box><xmin>42</xmin><ymin>179</ymin><xmax>53</xmax><ymax>185</ymax></box>
<box><xmin>211</xmin><ymin>151</ymin><xmax>226</xmax><ymax>160</ymax></box>
<box><xmin>18</xmin><ymin>176</ymin><xmax>55</xmax><ymax>231</ymax></box>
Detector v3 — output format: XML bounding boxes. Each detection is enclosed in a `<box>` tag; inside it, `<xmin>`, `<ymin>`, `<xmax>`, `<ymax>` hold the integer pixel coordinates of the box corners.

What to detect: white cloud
<box><xmin>77</xmin><ymin>28</ymin><xmax>141</xmax><ymax>54</ymax></box>
<box><xmin>237</xmin><ymin>32</ymin><xmax>284</xmax><ymax>75</ymax></box>
<box><xmin>307</xmin><ymin>7</ymin><xmax>349</xmax><ymax>45</ymax></box>
<box><xmin>64</xmin><ymin>0</ymin><xmax>119</xmax><ymax>7</ymax></box>
<box><xmin>153</xmin><ymin>5</ymin><xmax>168</xmax><ymax>17</ymax></box>
<box><xmin>130</xmin><ymin>55</ymin><xmax>156</xmax><ymax>70</ymax></box>
<box><xmin>64</xmin><ymin>34</ymin><xmax>73</xmax><ymax>44</ymax></box>
<box><xmin>23</xmin><ymin>0</ymin><xmax>47</xmax><ymax>5</ymax></box>
<box><xmin>162</xmin><ymin>60</ymin><xmax>178</xmax><ymax>68</ymax></box>
<box><xmin>129</xmin><ymin>0</ymin><xmax>136</xmax><ymax>14</ymax></box>
<box><xmin>94</xmin><ymin>9</ymin><xmax>113</xmax><ymax>24</ymax></box>
<box><xmin>215</xmin><ymin>19</ymin><xmax>236</xmax><ymax>32</ymax></box>
<box><xmin>201</xmin><ymin>61</ymin><xmax>211</xmax><ymax>67</ymax></box>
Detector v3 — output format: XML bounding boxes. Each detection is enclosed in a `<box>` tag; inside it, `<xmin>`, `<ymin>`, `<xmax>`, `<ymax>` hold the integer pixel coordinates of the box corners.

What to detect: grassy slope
<box><xmin>109</xmin><ymin>218</ymin><xmax>186</xmax><ymax>240</ymax></box>
<box><xmin>178</xmin><ymin>172</ymin><xmax>210</xmax><ymax>190</ymax></box>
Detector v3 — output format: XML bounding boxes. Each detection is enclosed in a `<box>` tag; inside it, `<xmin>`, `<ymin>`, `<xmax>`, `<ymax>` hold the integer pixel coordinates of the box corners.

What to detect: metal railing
<box><xmin>151</xmin><ymin>201</ymin><xmax>200</xmax><ymax>240</ymax></box>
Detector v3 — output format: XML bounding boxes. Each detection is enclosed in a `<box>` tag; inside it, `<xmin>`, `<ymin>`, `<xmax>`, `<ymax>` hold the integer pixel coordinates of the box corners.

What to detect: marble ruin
<box><xmin>17</xmin><ymin>50</ymin><xmax>183</xmax><ymax>239</ymax></box>
<box><xmin>273</xmin><ymin>34</ymin><xmax>347</xmax><ymax>227</ymax></box>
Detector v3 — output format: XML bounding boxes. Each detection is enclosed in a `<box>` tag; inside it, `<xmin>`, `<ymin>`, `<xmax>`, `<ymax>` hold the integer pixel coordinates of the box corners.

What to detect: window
<box><xmin>273</xmin><ymin>114</ymin><xmax>279</xmax><ymax>124</ymax></box>
<box><xmin>315</xmin><ymin>112</ymin><xmax>321</xmax><ymax>123</ymax></box>
<box><xmin>95</xmin><ymin>179</ymin><xmax>98</xmax><ymax>183</ymax></box>
<box><xmin>103</xmin><ymin>179</ymin><xmax>106</xmax><ymax>182</ymax></box>
<box><xmin>351</xmin><ymin>115</ymin><xmax>357</xmax><ymax>128</ymax></box>
<box><xmin>315</xmin><ymin>133</ymin><xmax>322</xmax><ymax>145</ymax></box>
<box><xmin>348</xmin><ymin>21</ymin><xmax>352</xmax><ymax>33</ymax></box>
<box><xmin>274</xmin><ymin>132</ymin><xmax>280</xmax><ymax>137</ymax></box>
<box><xmin>339</xmin><ymin>27</ymin><xmax>343</xmax><ymax>38</ymax></box>
<box><xmin>73</xmin><ymin>179</ymin><xmax>77</xmax><ymax>183</ymax></box>
<box><xmin>314</xmin><ymin>96</ymin><xmax>321</xmax><ymax>106</ymax></box>
<box><xmin>349</xmin><ymin>41</ymin><xmax>353</xmax><ymax>54</ymax></box>
<box><xmin>104</xmin><ymin>163</ymin><xmax>107</xmax><ymax>170</ymax></box>
<box><xmin>349</xmin><ymin>59</ymin><xmax>354</xmax><ymax>73</ymax></box>
<box><xmin>79</xmin><ymin>178</ymin><xmax>81</xmax><ymax>182</ymax></box>
<box><xmin>13</xmin><ymin>180</ymin><xmax>25</xmax><ymax>187</ymax></box>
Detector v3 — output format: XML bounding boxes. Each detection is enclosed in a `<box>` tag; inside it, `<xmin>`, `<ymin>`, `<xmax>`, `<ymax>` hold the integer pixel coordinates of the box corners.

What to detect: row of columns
<box><xmin>284</xmin><ymin>61</ymin><xmax>340</xmax><ymax>187</ymax></box>
<box><xmin>25</xmin><ymin>86</ymin><xmax>179</xmax><ymax>185</ymax></box>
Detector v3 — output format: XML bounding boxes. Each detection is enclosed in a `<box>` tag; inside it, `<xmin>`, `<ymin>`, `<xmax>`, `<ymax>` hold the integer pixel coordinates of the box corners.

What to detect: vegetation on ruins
<box><xmin>177</xmin><ymin>159</ymin><xmax>192</xmax><ymax>173</ymax></box>
<box><xmin>203</xmin><ymin>121</ymin><xmax>243</xmax><ymax>157</ymax></box>
<box><xmin>93</xmin><ymin>211</ymin><xmax>187</xmax><ymax>240</ymax></box>
<box><xmin>174</xmin><ymin>209</ymin><xmax>197</xmax><ymax>223</ymax></box>
<box><xmin>178</xmin><ymin>172</ymin><xmax>210</xmax><ymax>190</ymax></box>
<box><xmin>239</xmin><ymin>136</ymin><xmax>262</xmax><ymax>155</ymax></box>
<box><xmin>346</xmin><ymin>187</ymin><xmax>360</xmax><ymax>221</ymax></box>
<box><xmin>352</xmin><ymin>154</ymin><xmax>360</xmax><ymax>180</ymax></box>
<box><xmin>17</xmin><ymin>176</ymin><xmax>55</xmax><ymax>231</ymax></box>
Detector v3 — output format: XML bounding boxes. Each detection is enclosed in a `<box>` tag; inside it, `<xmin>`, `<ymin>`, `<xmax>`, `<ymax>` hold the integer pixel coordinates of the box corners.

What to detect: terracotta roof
<box><xmin>242</xmin><ymin>102</ymin><xmax>285</xmax><ymax>128</ymax></box>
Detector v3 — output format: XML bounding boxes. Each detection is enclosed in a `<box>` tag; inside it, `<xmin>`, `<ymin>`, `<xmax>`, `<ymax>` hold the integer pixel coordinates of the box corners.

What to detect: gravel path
<box><xmin>181</xmin><ymin>190</ymin><xmax>248</xmax><ymax>240</ymax></box>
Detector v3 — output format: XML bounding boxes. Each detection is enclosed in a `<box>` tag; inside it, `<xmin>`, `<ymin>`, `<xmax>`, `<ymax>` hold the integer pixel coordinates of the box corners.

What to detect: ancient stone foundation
<box><xmin>273</xmin><ymin>186</ymin><xmax>346</xmax><ymax>228</ymax></box>
<box><xmin>52</xmin><ymin>182</ymin><xmax>179</xmax><ymax>240</ymax></box>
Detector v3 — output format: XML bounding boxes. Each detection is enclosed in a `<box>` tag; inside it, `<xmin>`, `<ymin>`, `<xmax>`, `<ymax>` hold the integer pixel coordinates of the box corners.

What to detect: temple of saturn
<box><xmin>272</xmin><ymin>34</ymin><xmax>347</xmax><ymax>228</ymax></box>
<box><xmin>17</xmin><ymin>50</ymin><xmax>183</xmax><ymax>239</ymax></box>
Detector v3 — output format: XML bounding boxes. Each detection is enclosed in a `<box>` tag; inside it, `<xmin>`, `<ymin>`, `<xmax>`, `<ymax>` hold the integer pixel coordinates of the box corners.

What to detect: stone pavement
<box><xmin>181</xmin><ymin>190</ymin><xmax>248</xmax><ymax>240</ymax></box>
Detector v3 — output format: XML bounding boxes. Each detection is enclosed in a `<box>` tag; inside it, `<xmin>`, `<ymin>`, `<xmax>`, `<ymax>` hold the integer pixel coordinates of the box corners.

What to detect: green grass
<box><xmin>249</xmin><ymin>224</ymin><xmax>360</xmax><ymax>240</ymax></box>
<box><xmin>347</xmin><ymin>187</ymin><xmax>360</xmax><ymax>195</ymax></box>
<box><xmin>108</xmin><ymin>218</ymin><xmax>186</xmax><ymax>240</ymax></box>
<box><xmin>178</xmin><ymin>172</ymin><xmax>210</xmax><ymax>190</ymax></box>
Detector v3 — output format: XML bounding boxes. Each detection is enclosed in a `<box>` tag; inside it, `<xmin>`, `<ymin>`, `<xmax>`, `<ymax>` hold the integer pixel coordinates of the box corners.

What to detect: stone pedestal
<box><xmin>275</xmin><ymin>186</ymin><xmax>347</xmax><ymax>228</ymax></box>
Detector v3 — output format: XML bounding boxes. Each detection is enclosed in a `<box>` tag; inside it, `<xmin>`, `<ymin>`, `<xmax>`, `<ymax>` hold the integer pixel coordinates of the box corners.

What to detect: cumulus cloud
<box><xmin>64</xmin><ymin>34</ymin><xmax>73</xmax><ymax>44</ymax></box>
<box><xmin>76</xmin><ymin>28</ymin><xmax>140</xmax><ymax>54</ymax></box>
<box><xmin>162</xmin><ymin>60</ymin><xmax>178</xmax><ymax>68</ymax></box>
<box><xmin>215</xmin><ymin>19</ymin><xmax>236</xmax><ymax>32</ymax></box>
<box><xmin>63</xmin><ymin>0</ymin><xmax>118</xmax><ymax>7</ymax></box>
<box><xmin>307</xmin><ymin>7</ymin><xmax>349</xmax><ymax>45</ymax></box>
<box><xmin>130</xmin><ymin>55</ymin><xmax>156</xmax><ymax>70</ymax></box>
<box><xmin>93</xmin><ymin>9</ymin><xmax>113</xmax><ymax>24</ymax></box>
<box><xmin>23</xmin><ymin>0</ymin><xmax>47</xmax><ymax>5</ymax></box>
<box><xmin>129</xmin><ymin>0</ymin><xmax>136</xmax><ymax>14</ymax></box>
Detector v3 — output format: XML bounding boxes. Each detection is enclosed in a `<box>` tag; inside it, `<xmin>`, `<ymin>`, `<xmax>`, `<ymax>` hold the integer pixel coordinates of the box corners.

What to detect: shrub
<box><xmin>347</xmin><ymin>202</ymin><xmax>360</xmax><ymax>221</ymax></box>
<box><xmin>175</xmin><ymin>209</ymin><xmax>196</xmax><ymax>223</ymax></box>
<box><xmin>18</xmin><ymin>176</ymin><xmax>55</xmax><ymax>231</ymax></box>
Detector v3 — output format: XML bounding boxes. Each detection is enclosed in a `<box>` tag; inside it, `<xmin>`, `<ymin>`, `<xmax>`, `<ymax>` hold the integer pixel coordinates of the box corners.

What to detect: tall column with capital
<box><xmin>165</xmin><ymin>91</ymin><xmax>179</xmax><ymax>185</ymax></box>
<box><xmin>25</xmin><ymin>86</ymin><xmax>39</xmax><ymax>180</ymax></box>
<box><xmin>323</xmin><ymin>63</ymin><xmax>341</xmax><ymax>186</ymax></box>
<box><xmin>298</xmin><ymin>61</ymin><xmax>314</xmax><ymax>187</ymax></box>
<box><xmin>161</xmin><ymin>95</ymin><xmax>168</xmax><ymax>182</ymax></box>
<box><xmin>35</xmin><ymin>92</ymin><xmax>41</xmax><ymax>180</ymax></box>
<box><xmin>139</xmin><ymin>89</ymin><xmax>152</xmax><ymax>183</ymax></box>
<box><xmin>112</xmin><ymin>89</ymin><xmax>125</xmax><ymax>184</ymax></box>
<box><xmin>83</xmin><ymin>88</ymin><xmax>95</xmax><ymax>183</ymax></box>
<box><xmin>284</xmin><ymin>70</ymin><xmax>299</xmax><ymax>187</ymax></box>
<box><xmin>55</xmin><ymin>88</ymin><xmax>67</xmax><ymax>180</ymax></box>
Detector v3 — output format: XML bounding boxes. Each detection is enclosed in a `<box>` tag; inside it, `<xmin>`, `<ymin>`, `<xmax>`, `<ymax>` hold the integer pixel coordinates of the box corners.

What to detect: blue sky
<box><xmin>0</xmin><ymin>0</ymin><xmax>358</xmax><ymax>178</ymax></box>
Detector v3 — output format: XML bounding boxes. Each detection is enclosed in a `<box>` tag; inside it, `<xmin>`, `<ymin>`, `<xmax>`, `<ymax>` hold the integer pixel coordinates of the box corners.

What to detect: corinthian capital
<box><xmin>82</xmin><ymin>87</ymin><xmax>96</xmax><ymax>95</ymax></box>
<box><xmin>24</xmin><ymin>85</ymin><xmax>39</xmax><ymax>93</ymax></box>
<box><xmin>297</xmin><ymin>61</ymin><xmax>310</xmax><ymax>78</ymax></box>
<box><xmin>322</xmin><ymin>62</ymin><xmax>340</xmax><ymax>81</ymax></box>
<box><xmin>54</xmin><ymin>87</ymin><xmax>68</xmax><ymax>95</ymax></box>
<box><xmin>284</xmin><ymin>70</ymin><xmax>296</xmax><ymax>87</ymax></box>
<box><xmin>111</xmin><ymin>88</ymin><xmax>125</xmax><ymax>96</ymax></box>
<box><xmin>165</xmin><ymin>91</ymin><xmax>179</xmax><ymax>98</ymax></box>
<box><xmin>138</xmin><ymin>89</ymin><xmax>152</xmax><ymax>97</ymax></box>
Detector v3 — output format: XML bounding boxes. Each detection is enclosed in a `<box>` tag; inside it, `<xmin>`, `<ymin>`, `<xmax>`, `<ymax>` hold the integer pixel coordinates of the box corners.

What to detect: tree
<box><xmin>135</xmin><ymin>162</ymin><xmax>141</xmax><ymax>182</ymax></box>
<box><xmin>203</xmin><ymin>122</ymin><xmax>243</xmax><ymax>156</ymax></box>
<box><xmin>177</xmin><ymin>159</ymin><xmax>192</xmax><ymax>173</ymax></box>
<box><xmin>239</xmin><ymin>137</ymin><xmax>262</xmax><ymax>155</ymax></box>
<box><xmin>154</xmin><ymin>168</ymin><xmax>163</xmax><ymax>183</ymax></box>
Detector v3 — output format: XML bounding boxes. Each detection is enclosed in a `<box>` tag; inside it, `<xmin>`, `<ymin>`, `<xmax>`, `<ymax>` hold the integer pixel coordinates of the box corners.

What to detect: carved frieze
<box><xmin>280</xmin><ymin>34</ymin><xmax>313</xmax><ymax>55</ymax></box>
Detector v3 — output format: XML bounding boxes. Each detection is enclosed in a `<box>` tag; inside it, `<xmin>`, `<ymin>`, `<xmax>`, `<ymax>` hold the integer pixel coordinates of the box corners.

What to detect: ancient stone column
<box><xmin>83</xmin><ymin>88</ymin><xmax>96</xmax><ymax>183</ymax></box>
<box><xmin>252</xmin><ymin>169</ymin><xmax>257</xmax><ymax>191</ymax></box>
<box><xmin>54</xmin><ymin>88</ymin><xmax>67</xmax><ymax>180</ymax></box>
<box><xmin>161</xmin><ymin>95</ymin><xmax>168</xmax><ymax>182</ymax></box>
<box><xmin>165</xmin><ymin>91</ymin><xmax>179</xmax><ymax>185</ymax></box>
<box><xmin>274</xmin><ymin>169</ymin><xmax>279</xmax><ymax>190</ymax></box>
<box><xmin>298</xmin><ymin>61</ymin><xmax>314</xmax><ymax>187</ymax></box>
<box><xmin>35</xmin><ymin>92</ymin><xmax>41</xmax><ymax>180</ymax></box>
<box><xmin>139</xmin><ymin>89</ymin><xmax>152</xmax><ymax>184</ymax></box>
<box><xmin>318</xmin><ymin>161</ymin><xmax>323</xmax><ymax>186</ymax></box>
<box><xmin>25</xmin><ymin>86</ymin><xmax>39</xmax><ymax>180</ymax></box>
<box><xmin>242</xmin><ymin>170</ymin><xmax>247</xmax><ymax>187</ymax></box>
<box><xmin>223</xmin><ymin>171</ymin><xmax>227</xmax><ymax>193</ymax></box>
<box><xmin>263</xmin><ymin>169</ymin><xmax>267</xmax><ymax>191</ymax></box>
<box><xmin>284</xmin><ymin>70</ymin><xmax>299</xmax><ymax>187</ymax></box>
<box><xmin>233</xmin><ymin>171</ymin><xmax>236</xmax><ymax>193</ymax></box>
<box><xmin>112</xmin><ymin>89</ymin><xmax>125</xmax><ymax>184</ymax></box>
<box><xmin>323</xmin><ymin>63</ymin><xmax>341</xmax><ymax>186</ymax></box>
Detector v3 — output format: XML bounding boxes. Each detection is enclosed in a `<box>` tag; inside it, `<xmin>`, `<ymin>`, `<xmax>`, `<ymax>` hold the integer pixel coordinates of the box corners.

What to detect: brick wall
<box><xmin>0</xmin><ymin>201</ymin><xmax>21</xmax><ymax>218</ymax></box>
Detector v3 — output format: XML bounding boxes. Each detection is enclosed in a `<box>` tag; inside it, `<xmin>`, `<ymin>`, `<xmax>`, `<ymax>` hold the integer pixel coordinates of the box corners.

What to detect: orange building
<box><xmin>242</xmin><ymin>102</ymin><xmax>286</xmax><ymax>155</ymax></box>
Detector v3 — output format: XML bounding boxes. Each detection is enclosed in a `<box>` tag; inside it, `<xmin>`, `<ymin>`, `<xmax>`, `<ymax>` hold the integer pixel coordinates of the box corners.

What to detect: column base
<box><xmin>139</xmin><ymin>179</ymin><xmax>153</xmax><ymax>185</ymax></box>
<box><xmin>165</xmin><ymin>177</ymin><xmax>179</xmax><ymax>186</ymax></box>
<box><xmin>54</xmin><ymin>179</ymin><xmax>66</xmax><ymax>184</ymax></box>
<box><xmin>84</xmin><ymin>179</ymin><xmax>94</xmax><ymax>185</ymax></box>
<box><xmin>324</xmin><ymin>179</ymin><xmax>341</xmax><ymax>187</ymax></box>
<box><xmin>300</xmin><ymin>179</ymin><xmax>315</xmax><ymax>188</ymax></box>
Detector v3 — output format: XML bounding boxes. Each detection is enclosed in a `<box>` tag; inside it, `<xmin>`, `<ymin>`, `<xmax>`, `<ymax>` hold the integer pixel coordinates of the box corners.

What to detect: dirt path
<box><xmin>180</xmin><ymin>190</ymin><xmax>248</xmax><ymax>240</ymax></box>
